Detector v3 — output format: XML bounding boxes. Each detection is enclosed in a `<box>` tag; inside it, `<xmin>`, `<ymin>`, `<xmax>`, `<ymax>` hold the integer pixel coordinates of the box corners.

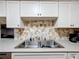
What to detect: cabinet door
<box><xmin>56</xmin><ymin>2</ymin><xmax>71</xmax><ymax>28</ymax></box>
<box><xmin>40</xmin><ymin>2</ymin><xmax>58</xmax><ymax>17</ymax></box>
<box><xmin>21</xmin><ymin>1</ymin><xmax>39</xmax><ymax>17</ymax></box>
<box><xmin>0</xmin><ymin>0</ymin><xmax>6</xmax><ymax>17</ymax></box>
<box><xmin>71</xmin><ymin>1</ymin><xmax>79</xmax><ymax>28</ymax></box>
<box><xmin>12</xmin><ymin>53</ymin><xmax>67</xmax><ymax>59</ymax></box>
<box><xmin>68</xmin><ymin>53</ymin><xmax>79</xmax><ymax>59</ymax></box>
<box><xmin>6</xmin><ymin>1</ymin><xmax>20</xmax><ymax>28</ymax></box>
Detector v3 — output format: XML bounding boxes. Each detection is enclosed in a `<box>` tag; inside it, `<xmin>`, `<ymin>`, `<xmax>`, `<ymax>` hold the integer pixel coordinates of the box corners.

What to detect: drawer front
<box><xmin>12</xmin><ymin>53</ymin><xmax>67</xmax><ymax>59</ymax></box>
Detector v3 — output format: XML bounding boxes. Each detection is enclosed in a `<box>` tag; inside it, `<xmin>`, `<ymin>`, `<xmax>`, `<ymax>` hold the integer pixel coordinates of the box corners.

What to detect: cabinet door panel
<box><xmin>12</xmin><ymin>53</ymin><xmax>67</xmax><ymax>59</ymax></box>
<box><xmin>40</xmin><ymin>2</ymin><xmax>58</xmax><ymax>17</ymax></box>
<box><xmin>71</xmin><ymin>1</ymin><xmax>79</xmax><ymax>28</ymax></box>
<box><xmin>56</xmin><ymin>2</ymin><xmax>71</xmax><ymax>27</ymax></box>
<box><xmin>7</xmin><ymin>1</ymin><xmax>20</xmax><ymax>28</ymax></box>
<box><xmin>21</xmin><ymin>1</ymin><xmax>39</xmax><ymax>17</ymax></box>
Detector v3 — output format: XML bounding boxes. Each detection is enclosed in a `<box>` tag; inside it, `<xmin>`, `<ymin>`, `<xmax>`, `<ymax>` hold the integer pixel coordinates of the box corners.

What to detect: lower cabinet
<box><xmin>12</xmin><ymin>53</ymin><xmax>67</xmax><ymax>59</ymax></box>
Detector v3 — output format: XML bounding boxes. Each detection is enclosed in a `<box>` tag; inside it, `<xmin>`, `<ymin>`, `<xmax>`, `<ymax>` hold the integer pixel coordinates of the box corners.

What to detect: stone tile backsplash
<box><xmin>55</xmin><ymin>28</ymin><xmax>79</xmax><ymax>37</ymax></box>
<box><xmin>0</xmin><ymin>27</ymin><xmax>78</xmax><ymax>40</ymax></box>
<box><xmin>15</xmin><ymin>28</ymin><xmax>79</xmax><ymax>40</ymax></box>
<box><xmin>15</xmin><ymin>26</ymin><xmax>60</xmax><ymax>40</ymax></box>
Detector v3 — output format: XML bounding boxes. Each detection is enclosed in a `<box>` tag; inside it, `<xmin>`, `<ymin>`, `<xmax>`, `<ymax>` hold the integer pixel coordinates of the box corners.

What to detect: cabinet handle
<box><xmin>37</xmin><ymin>13</ymin><xmax>42</xmax><ymax>16</ymax></box>
<box><xmin>70</xmin><ymin>25</ymin><xmax>74</xmax><ymax>26</ymax></box>
<box><xmin>39</xmin><ymin>13</ymin><xmax>41</xmax><ymax>16</ymax></box>
<box><xmin>72</xmin><ymin>56</ymin><xmax>75</xmax><ymax>59</ymax></box>
<box><xmin>17</xmin><ymin>25</ymin><xmax>19</xmax><ymax>26</ymax></box>
<box><xmin>37</xmin><ymin>13</ymin><xmax>39</xmax><ymax>16</ymax></box>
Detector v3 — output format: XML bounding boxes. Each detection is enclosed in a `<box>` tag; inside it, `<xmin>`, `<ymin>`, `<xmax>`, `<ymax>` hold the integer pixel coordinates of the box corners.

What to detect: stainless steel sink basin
<box><xmin>15</xmin><ymin>40</ymin><xmax>64</xmax><ymax>48</ymax></box>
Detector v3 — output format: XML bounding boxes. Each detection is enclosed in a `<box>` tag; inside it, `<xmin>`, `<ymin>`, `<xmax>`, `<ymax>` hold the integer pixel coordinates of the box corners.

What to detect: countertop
<box><xmin>0</xmin><ymin>38</ymin><xmax>79</xmax><ymax>52</ymax></box>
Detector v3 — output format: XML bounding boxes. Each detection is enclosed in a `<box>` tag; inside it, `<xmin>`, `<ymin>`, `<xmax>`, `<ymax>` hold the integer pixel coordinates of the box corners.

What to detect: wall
<box><xmin>13</xmin><ymin>19</ymin><xmax>59</xmax><ymax>40</ymax></box>
<box><xmin>14</xmin><ymin>19</ymin><xmax>79</xmax><ymax>40</ymax></box>
<box><xmin>14</xmin><ymin>28</ymin><xmax>79</xmax><ymax>40</ymax></box>
<box><xmin>0</xmin><ymin>20</ymin><xmax>57</xmax><ymax>40</ymax></box>
<box><xmin>0</xmin><ymin>27</ymin><xmax>79</xmax><ymax>40</ymax></box>
<box><xmin>0</xmin><ymin>25</ymin><xmax>79</xmax><ymax>40</ymax></box>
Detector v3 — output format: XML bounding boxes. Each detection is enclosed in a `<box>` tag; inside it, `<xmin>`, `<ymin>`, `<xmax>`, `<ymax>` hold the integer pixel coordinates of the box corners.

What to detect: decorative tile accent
<box><xmin>14</xmin><ymin>19</ymin><xmax>79</xmax><ymax>40</ymax></box>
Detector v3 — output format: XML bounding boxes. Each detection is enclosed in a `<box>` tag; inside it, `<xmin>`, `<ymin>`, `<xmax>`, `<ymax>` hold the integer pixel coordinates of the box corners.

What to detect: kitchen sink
<box><xmin>15</xmin><ymin>40</ymin><xmax>64</xmax><ymax>48</ymax></box>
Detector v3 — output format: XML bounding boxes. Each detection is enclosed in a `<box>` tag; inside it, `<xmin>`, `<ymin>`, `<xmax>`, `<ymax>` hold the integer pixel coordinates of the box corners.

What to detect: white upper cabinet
<box><xmin>21</xmin><ymin>1</ymin><xmax>40</xmax><ymax>17</ymax></box>
<box><xmin>56</xmin><ymin>2</ymin><xmax>71</xmax><ymax>28</ymax></box>
<box><xmin>40</xmin><ymin>2</ymin><xmax>58</xmax><ymax>17</ymax></box>
<box><xmin>70</xmin><ymin>1</ymin><xmax>79</xmax><ymax>28</ymax></box>
<box><xmin>0</xmin><ymin>0</ymin><xmax>6</xmax><ymax>17</ymax></box>
<box><xmin>21</xmin><ymin>1</ymin><xmax>58</xmax><ymax>17</ymax></box>
<box><xmin>6</xmin><ymin>1</ymin><xmax>20</xmax><ymax>28</ymax></box>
